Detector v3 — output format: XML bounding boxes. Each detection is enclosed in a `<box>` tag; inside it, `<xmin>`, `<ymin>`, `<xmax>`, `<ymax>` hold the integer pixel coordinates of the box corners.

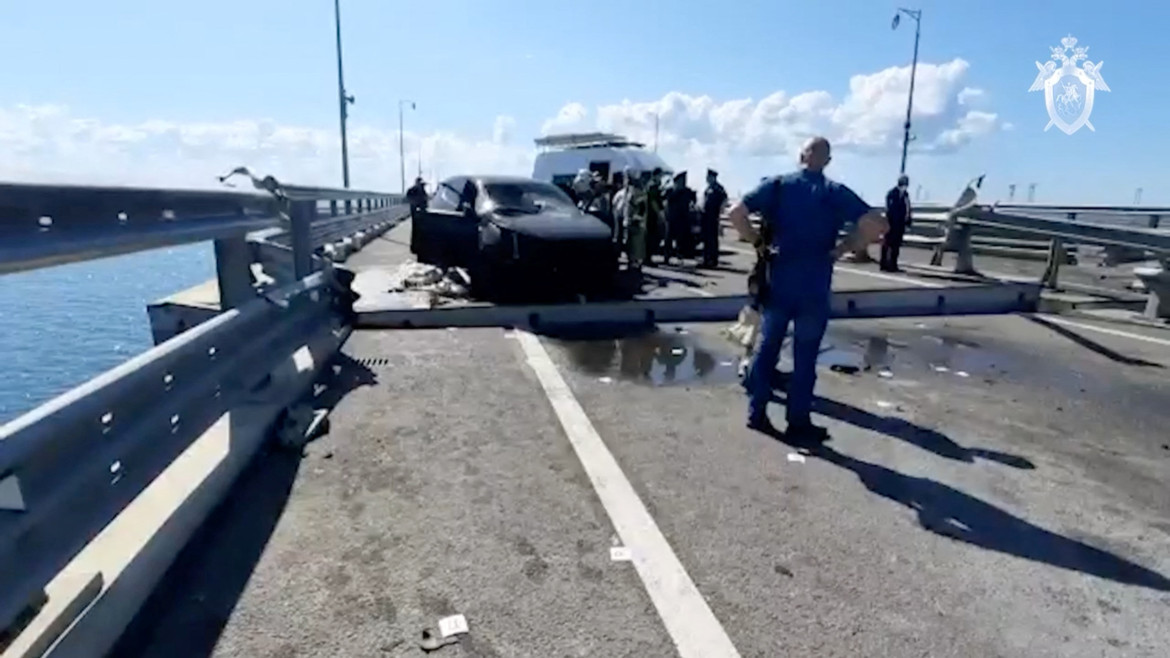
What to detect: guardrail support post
<box><xmin>1040</xmin><ymin>237</ymin><xmax>1065</xmax><ymax>289</ymax></box>
<box><xmin>1134</xmin><ymin>261</ymin><xmax>1170</xmax><ymax>320</ymax></box>
<box><xmin>213</xmin><ymin>237</ymin><xmax>255</xmax><ymax>309</ymax></box>
<box><xmin>290</xmin><ymin>199</ymin><xmax>317</xmax><ymax>279</ymax></box>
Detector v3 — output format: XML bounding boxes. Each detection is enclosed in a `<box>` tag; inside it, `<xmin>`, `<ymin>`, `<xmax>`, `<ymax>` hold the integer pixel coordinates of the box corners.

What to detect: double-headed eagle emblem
<box><xmin>1028</xmin><ymin>35</ymin><xmax>1109</xmax><ymax>134</ymax></box>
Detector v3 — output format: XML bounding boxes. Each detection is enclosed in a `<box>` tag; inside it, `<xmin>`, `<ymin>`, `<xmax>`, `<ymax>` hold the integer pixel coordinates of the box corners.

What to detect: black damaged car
<box><xmin>410</xmin><ymin>175</ymin><xmax>619</xmax><ymax>300</ymax></box>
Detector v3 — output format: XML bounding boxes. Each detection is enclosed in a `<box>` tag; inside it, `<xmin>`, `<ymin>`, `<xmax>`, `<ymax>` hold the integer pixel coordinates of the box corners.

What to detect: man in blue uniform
<box><xmin>727</xmin><ymin>137</ymin><xmax>887</xmax><ymax>441</ymax></box>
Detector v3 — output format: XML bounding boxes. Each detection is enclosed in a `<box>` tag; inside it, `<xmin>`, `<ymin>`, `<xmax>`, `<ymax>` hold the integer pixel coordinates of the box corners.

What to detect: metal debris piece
<box><xmin>610</xmin><ymin>546</ymin><xmax>633</xmax><ymax>562</ymax></box>
<box><xmin>786</xmin><ymin>453</ymin><xmax>806</xmax><ymax>464</ymax></box>
<box><xmin>878</xmin><ymin>369</ymin><xmax>894</xmax><ymax>379</ymax></box>
<box><xmin>956</xmin><ymin>370</ymin><xmax>970</xmax><ymax>378</ymax></box>
<box><xmin>829</xmin><ymin>363</ymin><xmax>860</xmax><ymax>375</ymax></box>
<box><xmin>438</xmin><ymin>614</ymin><xmax>470</xmax><ymax>638</ymax></box>
<box><xmin>419</xmin><ymin>629</ymin><xmax>458</xmax><ymax>653</ymax></box>
<box><xmin>932</xmin><ymin>364</ymin><xmax>950</xmax><ymax>373</ymax></box>
<box><xmin>599</xmin><ymin>376</ymin><xmax>613</xmax><ymax>384</ymax></box>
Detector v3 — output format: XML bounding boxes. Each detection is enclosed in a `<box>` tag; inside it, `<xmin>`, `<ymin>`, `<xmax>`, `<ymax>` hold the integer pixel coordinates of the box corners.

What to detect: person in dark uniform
<box><xmin>727</xmin><ymin>137</ymin><xmax>887</xmax><ymax>441</ymax></box>
<box><xmin>882</xmin><ymin>174</ymin><xmax>911</xmax><ymax>272</ymax></box>
<box><xmin>700</xmin><ymin>169</ymin><xmax>728</xmax><ymax>268</ymax></box>
<box><xmin>405</xmin><ymin>177</ymin><xmax>428</xmax><ymax>219</ymax></box>
<box><xmin>664</xmin><ymin>172</ymin><xmax>697</xmax><ymax>263</ymax></box>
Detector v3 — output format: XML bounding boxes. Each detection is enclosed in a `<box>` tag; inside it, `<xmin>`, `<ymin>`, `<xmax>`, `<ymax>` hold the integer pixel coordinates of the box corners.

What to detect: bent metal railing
<box><xmin>0</xmin><ymin>178</ymin><xmax>404</xmax><ymax>655</ymax></box>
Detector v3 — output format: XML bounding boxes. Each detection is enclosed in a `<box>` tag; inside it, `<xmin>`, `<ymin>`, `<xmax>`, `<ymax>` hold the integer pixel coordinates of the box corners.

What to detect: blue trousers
<box><xmin>746</xmin><ymin>277</ymin><xmax>830</xmax><ymax>424</ymax></box>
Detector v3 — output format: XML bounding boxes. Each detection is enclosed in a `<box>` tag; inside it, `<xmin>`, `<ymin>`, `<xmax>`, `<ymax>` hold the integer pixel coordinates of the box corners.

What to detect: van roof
<box><xmin>534</xmin><ymin>132</ymin><xmax>645</xmax><ymax>151</ymax></box>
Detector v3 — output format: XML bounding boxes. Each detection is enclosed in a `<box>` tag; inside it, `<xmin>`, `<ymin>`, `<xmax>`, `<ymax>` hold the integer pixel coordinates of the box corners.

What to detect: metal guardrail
<box><xmin>357</xmin><ymin>283</ymin><xmax>1042</xmax><ymax>330</ymax></box>
<box><xmin>0</xmin><ymin>178</ymin><xmax>398</xmax><ymax>647</ymax></box>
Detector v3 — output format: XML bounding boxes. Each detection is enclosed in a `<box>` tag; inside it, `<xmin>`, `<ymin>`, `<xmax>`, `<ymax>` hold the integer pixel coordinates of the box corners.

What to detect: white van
<box><xmin>532</xmin><ymin>132</ymin><xmax>673</xmax><ymax>187</ymax></box>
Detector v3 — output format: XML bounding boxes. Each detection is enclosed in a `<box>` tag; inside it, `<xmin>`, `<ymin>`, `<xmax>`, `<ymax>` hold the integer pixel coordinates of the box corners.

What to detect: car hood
<box><xmin>487</xmin><ymin>208</ymin><xmax>610</xmax><ymax>240</ymax></box>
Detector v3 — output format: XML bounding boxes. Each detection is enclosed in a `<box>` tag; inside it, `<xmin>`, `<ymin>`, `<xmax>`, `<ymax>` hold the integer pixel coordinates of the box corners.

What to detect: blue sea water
<box><xmin>0</xmin><ymin>244</ymin><xmax>215</xmax><ymax>424</ymax></box>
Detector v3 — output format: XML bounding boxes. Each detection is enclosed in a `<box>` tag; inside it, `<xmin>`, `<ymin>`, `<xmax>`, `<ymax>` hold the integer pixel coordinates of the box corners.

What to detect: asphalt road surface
<box><xmin>112</xmin><ymin>222</ymin><xmax>1170</xmax><ymax>658</ymax></box>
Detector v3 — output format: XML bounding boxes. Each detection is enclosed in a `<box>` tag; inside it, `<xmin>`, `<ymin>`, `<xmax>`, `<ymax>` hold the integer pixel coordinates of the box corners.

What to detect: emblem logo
<box><xmin>1028</xmin><ymin>35</ymin><xmax>1110</xmax><ymax>135</ymax></box>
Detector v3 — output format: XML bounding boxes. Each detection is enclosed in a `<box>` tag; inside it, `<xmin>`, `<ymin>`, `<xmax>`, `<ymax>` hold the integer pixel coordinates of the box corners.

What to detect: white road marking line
<box><xmin>514</xmin><ymin>331</ymin><xmax>741</xmax><ymax>658</ymax></box>
<box><xmin>838</xmin><ymin>264</ymin><xmax>1170</xmax><ymax>348</ymax></box>
<box><xmin>1029</xmin><ymin>314</ymin><xmax>1170</xmax><ymax>348</ymax></box>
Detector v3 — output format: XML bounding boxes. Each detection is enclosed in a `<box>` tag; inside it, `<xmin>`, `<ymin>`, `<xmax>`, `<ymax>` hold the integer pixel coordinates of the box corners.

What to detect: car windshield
<box><xmin>482</xmin><ymin>181</ymin><xmax>574</xmax><ymax>214</ymax></box>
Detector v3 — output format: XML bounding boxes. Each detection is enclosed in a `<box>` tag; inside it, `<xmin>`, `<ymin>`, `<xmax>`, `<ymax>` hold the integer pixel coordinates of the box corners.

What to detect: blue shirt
<box><xmin>742</xmin><ymin>170</ymin><xmax>871</xmax><ymax>266</ymax></box>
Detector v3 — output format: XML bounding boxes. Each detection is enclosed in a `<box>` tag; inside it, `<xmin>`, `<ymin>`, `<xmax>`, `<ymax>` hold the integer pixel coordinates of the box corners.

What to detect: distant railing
<box><xmin>0</xmin><ymin>178</ymin><xmax>405</xmax><ymax>647</ymax></box>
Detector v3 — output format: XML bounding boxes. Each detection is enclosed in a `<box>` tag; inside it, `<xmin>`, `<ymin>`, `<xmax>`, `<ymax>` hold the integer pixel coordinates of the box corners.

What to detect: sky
<box><xmin>1</xmin><ymin>0</ymin><xmax>1165</xmax><ymax>205</ymax></box>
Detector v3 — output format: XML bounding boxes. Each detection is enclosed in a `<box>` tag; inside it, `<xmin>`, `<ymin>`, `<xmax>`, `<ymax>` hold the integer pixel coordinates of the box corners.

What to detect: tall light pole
<box><xmin>892</xmin><ymin>8</ymin><xmax>922</xmax><ymax>176</ymax></box>
<box><xmin>399</xmin><ymin>100</ymin><xmax>415</xmax><ymax>194</ymax></box>
<box><xmin>334</xmin><ymin>0</ymin><xmax>355</xmax><ymax>188</ymax></box>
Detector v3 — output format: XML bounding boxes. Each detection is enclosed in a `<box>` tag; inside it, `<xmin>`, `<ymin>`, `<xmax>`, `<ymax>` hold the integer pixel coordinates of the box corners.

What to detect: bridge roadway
<box><xmin>112</xmin><ymin>221</ymin><xmax>1170</xmax><ymax>658</ymax></box>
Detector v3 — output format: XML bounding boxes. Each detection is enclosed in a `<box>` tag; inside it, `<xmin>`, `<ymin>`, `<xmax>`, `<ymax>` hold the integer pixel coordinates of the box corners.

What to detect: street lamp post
<box><xmin>892</xmin><ymin>8</ymin><xmax>922</xmax><ymax>176</ymax></box>
<box><xmin>334</xmin><ymin>0</ymin><xmax>355</xmax><ymax>188</ymax></box>
<box><xmin>399</xmin><ymin>100</ymin><xmax>415</xmax><ymax>194</ymax></box>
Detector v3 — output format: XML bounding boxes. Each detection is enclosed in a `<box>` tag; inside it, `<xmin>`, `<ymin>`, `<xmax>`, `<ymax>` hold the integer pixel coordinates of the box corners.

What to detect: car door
<box><xmin>415</xmin><ymin>177</ymin><xmax>467</xmax><ymax>265</ymax></box>
<box><xmin>449</xmin><ymin>179</ymin><xmax>483</xmax><ymax>266</ymax></box>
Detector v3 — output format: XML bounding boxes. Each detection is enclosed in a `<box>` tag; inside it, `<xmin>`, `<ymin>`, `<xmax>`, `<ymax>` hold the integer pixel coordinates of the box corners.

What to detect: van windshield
<box><xmin>482</xmin><ymin>181</ymin><xmax>576</xmax><ymax>214</ymax></box>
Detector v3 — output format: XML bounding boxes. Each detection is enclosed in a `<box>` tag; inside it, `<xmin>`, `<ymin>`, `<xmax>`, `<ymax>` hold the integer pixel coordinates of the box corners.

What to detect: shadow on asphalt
<box><xmin>768</xmin><ymin>382</ymin><xmax>1036</xmax><ymax>469</ymax></box>
<box><xmin>1026</xmin><ymin>315</ymin><xmax>1165</xmax><ymax>368</ymax></box>
<box><xmin>802</xmin><ymin>442</ymin><xmax>1170</xmax><ymax>593</ymax></box>
<box><xmin>108</xmin><ymin>354</ymin><xmax>377</xmax><ymax>658</ymax></box>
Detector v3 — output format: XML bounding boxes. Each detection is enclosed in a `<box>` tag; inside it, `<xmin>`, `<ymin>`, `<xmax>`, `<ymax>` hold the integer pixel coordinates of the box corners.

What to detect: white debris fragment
<box><xmin>932</xmin><ymin>365</ymin><xmax>950</xmax><ymax>373</ymax></box>
<box><xmin>610</xmin><ymin>546</ymin><xmax>633</xmax><ymax>562</ymax></box>
<box><xmin>786</xmin><ymin>452</ymin><xmax>806</xmax><ymax>464</ymax></box>
<box><xmin>670</xmin><ymin>347</ymin><xmax>685</xmax><ymax>356</ymax></box>
<box><xmin>956</xmin><ymin>370</ymin><xmax>970</xmax><ymax>378</ymax></box>
<box><xmin>875</xmin><ymin>400</ymin><xmax>895</xmax><ymax>409</ymax></box>
<box><xmin>599</xmin><ymin>376</ymin><xmax>613</xmax><ymax>384</ymax></box>
<box><xmin>385</xmin><ymin>260</ymin><xmax>472</xmax><ymax>302</ymax></box>
<box><xmin>878</xmin><ymin>369</ymin><xmax>894</xmax><ymax>379</ymax></box>
<box><xmin>438</xmin><ymin>614</ymin><xmax>470</xmax><ymax>638</ymax></box>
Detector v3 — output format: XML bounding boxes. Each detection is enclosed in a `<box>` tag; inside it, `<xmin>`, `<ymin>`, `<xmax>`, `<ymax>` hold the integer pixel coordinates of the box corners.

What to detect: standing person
<box><xmin>700</xmin><ymin>169</ymin><xmax>728</xmax><ymax>268</ymax></box>
<box><xmin>664</xmin><ymin>172</ymin><xmax>697</xmax><ymax>263</ymax></box>
<box><xmin>727</xmin><ymin>137</ymin><xmax>887</xmax><ymax>441</ymax></box>
<box><xmin>881</xmin><ymin>174</ymin><xmax>911</xmax><ymax>272</ymax></box>
<box><xmin>645</xmin><ymin>168</ymin><xmax>665</xmax><ymax>263</ymax></box>
<box><xmin>405</xmin><ymin>176</ymin><xmax>428</xmax><ymax>219</ymax></box>
<box><xmin>624</xmin><ymin>173</ymin><xmax>649</xmax><ymax>273</ymax></box>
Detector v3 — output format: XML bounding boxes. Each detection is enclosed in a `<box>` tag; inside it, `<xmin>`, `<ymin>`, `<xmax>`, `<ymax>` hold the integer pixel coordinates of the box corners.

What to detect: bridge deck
<box><xmin>113</xmin><ymin>221</ymin><xmax>1170</xmax><ymax>657</ymax></box>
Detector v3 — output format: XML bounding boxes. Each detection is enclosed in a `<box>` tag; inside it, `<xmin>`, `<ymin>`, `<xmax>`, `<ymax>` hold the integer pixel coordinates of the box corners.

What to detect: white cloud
<box><xmin>0</xmin><ymin>104</ymin><xmax>532</xmax><ymax>191</ymax></box>
<box><xmin>543</xmin><ymin>59</ymin><xmax>1003</xmax><ymax>159</ymax></box>
<box><xmin>0</xmin><ymin>59</ymin><xmax>1002</xmax><ymax>198</ymax></box>
<box><xmin>957</xmin><ymin>87</ymin><xmax>987</xmax><ymax>106</ymax></box>
<box><xmin>492</xmin><ymin>115</ymin><xmax>516</xmax><ymax>146</ymax></box>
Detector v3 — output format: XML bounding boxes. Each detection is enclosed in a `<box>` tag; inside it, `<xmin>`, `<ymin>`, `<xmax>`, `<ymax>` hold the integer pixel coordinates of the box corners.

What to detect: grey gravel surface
<box><xmin>112</xmin><ymin>221</ymin><xmax>1170</xmax><ymax>658</ymax></box>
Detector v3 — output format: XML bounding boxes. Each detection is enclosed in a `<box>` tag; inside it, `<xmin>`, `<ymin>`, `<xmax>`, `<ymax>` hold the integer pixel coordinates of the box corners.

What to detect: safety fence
<box><xmin>0</xmin><ymin>179</ymin><xmax>402</xmax><ymax>657</ymax></box>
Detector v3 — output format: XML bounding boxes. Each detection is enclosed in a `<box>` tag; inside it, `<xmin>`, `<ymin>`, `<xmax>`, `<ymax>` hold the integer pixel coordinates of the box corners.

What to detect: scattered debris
<box><xmin>438</xmin><ymin>614</ymin><xmax>470</xmax><ymax>638</ymax></box>
<box><xmin>875</xmin><ymin>400</ymin><xmax>894</xmax><ymax>410</ymax></box>
<box><xmin>932</xmin><ymin>364</ymin><xmax>950</xmax><ymax>373</ymax></box>
<box><xmin>786</xmin><ymin>453</ymin><xmax>806</xmax><ymax>464</ymax></box>
<box><xmin>379</xmin><ymin>639</ymin><xmax>406</xmax><ymax>653</ymax></box>
<box><xmin>386</xmin><ymin>261</ymin><xmax>472</xmax><ymax>306</ymax></box>
<box><xmin>323</xmin><ymin>450</ymin><xmax>334</xmax><ymax>460</ymax></box>
<box><xmin>599</xmin><ymin>376</ymin><xmax>613</xmax><ymax>384</ymax></box>
<box><xmin>670</xmin><ymin>347</ymin><xmax>685</xmax><ymax>356</ymax></box>
<box><xmin>829</xmin><ymin>363</ymin><xmax>860</xmax><ymax>375</ymax></box>
<box><xmin>610</xmin><ymin>546</ymin><xmax>633</xmax><ymax>562</ymax></box>
<box><xmin>773</xmin><ymin>564</ymin><xmax>795</xmax><ymax>577</ymax></box>
<box><xmin>419</xmin><ymin>629</ymin><xmax>458</xmax><ymax>653</ymax></box>
<box><xmin>956</xmin><ymin>370</ymin><xmax>970</xmax><ymax>378</ymax></box>
<box><xmin>878</xmin><ymin>369</ymin><xmax>894</xmax><ymax>379</ymax></box>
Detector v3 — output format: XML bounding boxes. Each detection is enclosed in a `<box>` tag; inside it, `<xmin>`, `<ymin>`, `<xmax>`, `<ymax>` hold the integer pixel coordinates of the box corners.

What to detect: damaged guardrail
<box><xmin>0</xmin><ymin>175</ymin><xmax>391</xmax><ymax>656</ymax></box>
<box><xmin>928</xmin><ymin>205</ymin><xmax>1170</xmax><ymax>319</ymax></box>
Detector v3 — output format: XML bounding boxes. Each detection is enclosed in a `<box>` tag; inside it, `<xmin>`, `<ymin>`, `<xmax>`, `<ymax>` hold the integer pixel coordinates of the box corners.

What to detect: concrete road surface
<box><xmin>112</xmin><ymin>221</ymin><xmax>1170</xmax><ymax>658</ymax></box>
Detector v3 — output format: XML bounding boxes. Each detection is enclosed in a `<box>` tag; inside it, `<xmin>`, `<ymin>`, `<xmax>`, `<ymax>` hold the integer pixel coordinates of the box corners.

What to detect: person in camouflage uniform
<box><xmin>624</xmin><ymin>173</ymin><xmax>650</xmax><ymax>272</ymax></box>
<box><xmin>644</xmin><ymin>167</ymin><xmax>666</xmax><ymax>262</ymax></box>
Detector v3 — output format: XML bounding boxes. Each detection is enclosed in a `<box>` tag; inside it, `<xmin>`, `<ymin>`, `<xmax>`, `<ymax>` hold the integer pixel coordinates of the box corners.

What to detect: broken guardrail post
<box><xmin>290</xmin><ymin>199</ymin><xmax>317</xmax><ymax>280</ymax></box>
<box><xmin>1134</xmin><ymin>259</ymin><xmax>1170</xmax><ymax>320</ymax></box>
<box><xmin>1039</xmin><ymin>237</ymin><xmax>1065</xmax><ymax>289</ymax></box>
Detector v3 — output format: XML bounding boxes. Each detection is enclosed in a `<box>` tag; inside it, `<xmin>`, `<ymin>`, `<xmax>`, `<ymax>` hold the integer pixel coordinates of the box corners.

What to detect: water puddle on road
<box><xmin>551</xmin><ymin>326</ymin><xmax>741</xmax><ymax>387</ymax></box>
<box><xmin>815</xmin><ymin>327</ymin><xmax>1007</xmax><ymax>381</ymax></box>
